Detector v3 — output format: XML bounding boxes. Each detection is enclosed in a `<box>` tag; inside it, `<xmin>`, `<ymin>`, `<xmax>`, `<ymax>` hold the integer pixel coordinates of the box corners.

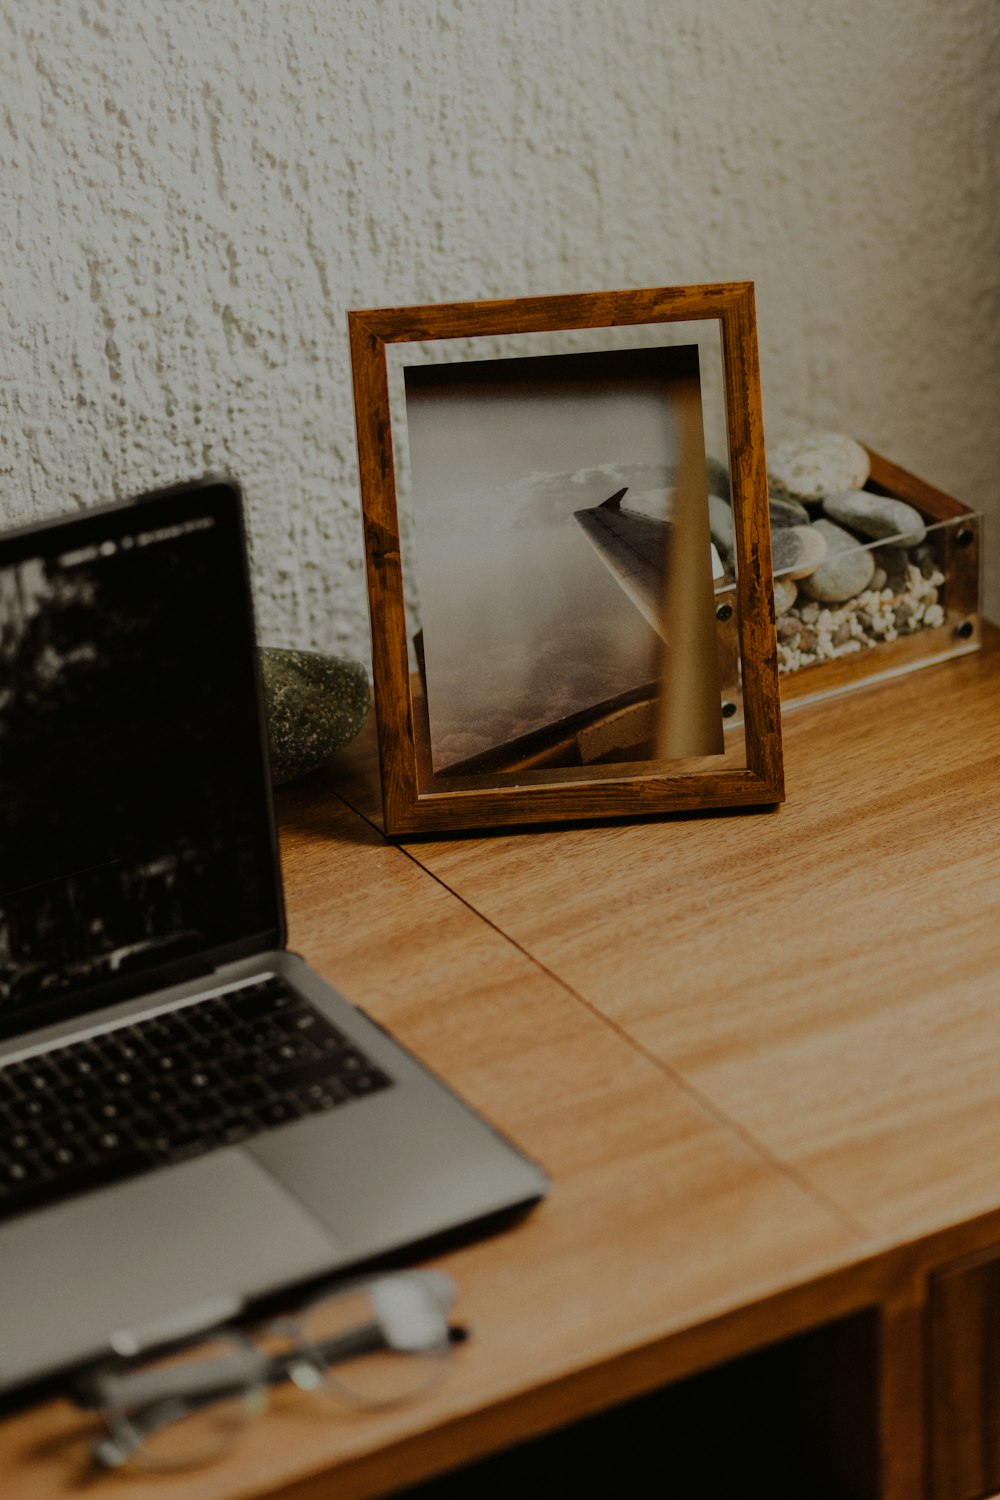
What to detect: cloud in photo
<box><xmin>419</xmin><ymin>461</ymin><xmax>679</xmax><ymax>536</ymax></box>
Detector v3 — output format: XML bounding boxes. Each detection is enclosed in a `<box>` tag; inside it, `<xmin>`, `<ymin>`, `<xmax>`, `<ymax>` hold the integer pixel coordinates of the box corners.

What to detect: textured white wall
<box><xmin>2</xmin><ymin>0</ymin><xmax>998</xmax><ymax>655</ymax></box>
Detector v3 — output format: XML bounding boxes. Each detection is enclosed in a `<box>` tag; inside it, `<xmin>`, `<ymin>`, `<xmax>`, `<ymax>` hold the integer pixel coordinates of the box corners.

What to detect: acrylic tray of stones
<box><xmin>713</xmin><ymin>449</ymin><xmax>981</xmax><ymax>717</ymax></box>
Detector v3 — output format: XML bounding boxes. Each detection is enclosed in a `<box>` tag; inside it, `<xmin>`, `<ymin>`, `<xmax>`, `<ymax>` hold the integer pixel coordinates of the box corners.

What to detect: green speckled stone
<box><xmin>260</xmin><ymin>647</ymin><xmax>370</xmax><ymax>786</ymax></box>
<box><xmin>705</xmin><ymin>454</ymin><xmax>730</xmax><ymax>501</ymax></box>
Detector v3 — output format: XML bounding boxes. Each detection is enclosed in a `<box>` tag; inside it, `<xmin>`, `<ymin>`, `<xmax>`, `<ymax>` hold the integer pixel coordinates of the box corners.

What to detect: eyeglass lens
<box><xmin>288</xmin><ymin>1279</ymin><xmax>451</xmax><ymax>1408</ymax></box>
<box><xmin>97</xmin><ymin>1334</ymin><xmax>266</xmax><ymax>1471</ymax></box>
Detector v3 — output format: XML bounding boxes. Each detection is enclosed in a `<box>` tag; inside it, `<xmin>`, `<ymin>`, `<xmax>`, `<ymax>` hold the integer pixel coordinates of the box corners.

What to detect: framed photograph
<box><xmin>348</xmin><ymin>284</ymin><xmax>783</xmax><ymax>835</ymax></box>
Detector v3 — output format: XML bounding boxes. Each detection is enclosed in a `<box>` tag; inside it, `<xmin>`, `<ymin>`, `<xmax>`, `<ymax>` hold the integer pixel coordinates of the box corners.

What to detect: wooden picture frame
<box><xmin>348</xmin><ymin>284</ymin><xmax>783</xmax><ymax>835</ymax></box>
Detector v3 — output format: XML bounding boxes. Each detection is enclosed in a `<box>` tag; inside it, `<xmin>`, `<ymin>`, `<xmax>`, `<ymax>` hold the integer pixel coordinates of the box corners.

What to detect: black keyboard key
<box><xmin>297</xmin><ymin>1080</ymin><xmax>350</xmax><ymax>1111</ymax></box>
<box><xmin>4</xmin><ymin>1123</ymin><xmax>49</xmax><ymax>1155</ymax></box>
<box><xmin>172</xmin><ymin>1098</ymin><xmax>223</xmax><ymax>1129</ymax></box>
<box><xmin>62</xmin><ymin>1049</ymin><xmax>102</xmax><ymax>1081</ymax></box>
<box><xmin>109</xmin><ymin>1028</ymin><xmax>156</xmax><ymax>1060</ymax></box>
<box><xmin>132</xmin><ymin>1110</ymin><xmax>185</xmax><ymax>1151</ymax></box>
<box><xmin>344</xmin><ymin>1067</ymin><xmax>393</xmax><ymax>1097</ymax></box>
<box><xmin>184</xmin><ymin>1006</ymin><xmax>228</xmax><ymax>1037</ymax></box>
<box><xmin>85</xmin><ymin>1129</ymin><xmax>127</xmax><ymax>1156</ymax></box>
<box><xmin>94</xmin><ymin>1098</ymin><xmax>126</xmax><ymax>1123</ymax></box>
<box><xmin>93</xmin><ymin>1038</ymin><xmax>137</xmax><ymax>1074</ymax></box>
<box><xmin>251</xmin><ymin>1098</ymin><xmax>305</xmax><ymax>1129</ymax></box>
<box><xmin>6</xmin><ymin>1063</ymin><xmax>41</xmax><ymax>1093</ymax></box>
<box><xmin>263</xmin><ymin>1038</ymin><xmax>320</xmax><ymax>1070</ymax></box>
<box><xmin>221</xmin><ymin>1080</ymin><xmax>269</xmax><ymax>1110</ymax></box>
<box><xmin>227</xmin><ymin>983</ymin><xmax>292</xmax><ymax>1021</ymax></box>
<box><xmin>275</xmin><ymin>1009</ymin><xmax>344</xmax><ymax>1041</ymax></box>
<box><xmin>246</xmin><ymin>1023</ymin><xmax>284</xmax><ymax>1049</ymax></box>
<box><xmin>63</xmin><ymin>1077</ymin><xmax>104</xmax><ymax>1106</ymax></box>
<box><xmin>19</xmin><ymin>1061</ymin><xmax>64</xmax><ymax>1092</ymax></box>
<box><xmin>99</xmin><ymin>1035</ymin><xmax>144</xmax><ymax>1066</ymax></box>
<box><xmin>48</xmin><ymin>1109</ymin><xmax>91</xmax><ymax>1140</ymax></box>
<box><xmin>182</xmin><ymin>1066</ymin><xmax>223</xmax><ymax>1092</ymax></box>
<box><xmin>228</xmin><ymin>1057</ymin><xmax>258</xmax><ymax>1084</ymax></box>
<box><xmin>187</xmin><ymin>1034</ymin><xmax>226</xmax><ymax>1062</ymax></box>
<box><xmin>315</xmin><ymin>1030</ymin><xmax>355</xmax><ymax>1055</ymax></box>
<box><xmin>219</xmin><ymin>1054</ymin><xmax>261</xmax><ymax>1082</ymax></box>
<box><xmin>143</xmin><ymin>1018</ymin><xmax>187</xmax><ymax>1048</ymax></box>
<box><xmin>264</xmin><ymin>1056</ymin><xmax>350</xmax><ymax>1095</ymax></box>
<box><xmin>153</xmin><ymin>1050</ymin><xmax>190</xmax><ymax>1074</ymax></box>
<box><xmin>1</xmin><ymin>1157</ymin><xmax>44</xmax><ymax>1190</ymax></box>
<box><xmin>0</xmin><ymin>1073</ymin><xmax>22</xmax><ymax>1106</ymax></box>
<box><xmin>135</xmin><ymin>1078</ymin><xmax>181</xmax><ymax>1110</ymax></box>
<box><xmin>40</xmin><ymin>1143</ymin><xmax>83</xmax><ymax>1174</ymax></box>
<box><xmin>11</xmin><ymin>1096</ymin><xmax>49</xmax><ymax>1124</ymax></box>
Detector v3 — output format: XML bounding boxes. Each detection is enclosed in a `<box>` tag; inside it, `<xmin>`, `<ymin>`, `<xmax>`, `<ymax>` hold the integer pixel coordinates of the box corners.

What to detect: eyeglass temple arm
<box><xmin>81</xmin><ymin>1320</ymin><xmax>394</xmax><ymax>1414</ymax></box>
<box><xmin>79</xmin><ymin>1344</ymin><xmax>273</xmax><ymax>1412</ymax></box>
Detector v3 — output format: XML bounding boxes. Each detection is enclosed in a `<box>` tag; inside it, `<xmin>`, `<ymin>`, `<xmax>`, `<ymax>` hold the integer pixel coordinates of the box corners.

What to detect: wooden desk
<box><xmin>4</xmin><ymin>630</ymin><xmax>1000</xmax><ymax>1499</ymax></box>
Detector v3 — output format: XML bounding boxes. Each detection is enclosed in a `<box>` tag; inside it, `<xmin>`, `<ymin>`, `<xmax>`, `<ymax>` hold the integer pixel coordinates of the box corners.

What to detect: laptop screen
<box><xmin>0</xmin><ymin>481</ymin><xmax>282</xmax><ymax>1037</ymax></box>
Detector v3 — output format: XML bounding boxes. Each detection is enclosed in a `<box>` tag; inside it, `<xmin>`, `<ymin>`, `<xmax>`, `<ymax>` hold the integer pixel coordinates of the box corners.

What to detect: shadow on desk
<box><xmin>399</xmin><ymin>1311</ymin><xmax>877</xmax><ymax>1500</ymax></box>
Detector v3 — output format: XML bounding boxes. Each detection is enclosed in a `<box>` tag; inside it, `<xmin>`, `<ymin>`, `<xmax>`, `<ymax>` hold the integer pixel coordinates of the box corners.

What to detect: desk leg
<box><xmin>880</xmin><ymin>1277</ymin><xmax>929</xmax><ymax>1500</ymax></box>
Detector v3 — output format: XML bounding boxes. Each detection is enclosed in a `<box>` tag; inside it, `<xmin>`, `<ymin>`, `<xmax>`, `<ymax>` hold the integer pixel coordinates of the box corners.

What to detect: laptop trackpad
<box><xmin>0</xmin><ymin>1150</ymin><xmax>341</xmax><ymax>1392</ymax></box>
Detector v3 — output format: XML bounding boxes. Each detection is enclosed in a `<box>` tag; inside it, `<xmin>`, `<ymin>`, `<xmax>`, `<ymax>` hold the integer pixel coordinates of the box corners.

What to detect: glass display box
<box><xmin>714</xmin><ymin>448</ymin><xmax>981</xmax><ymax>726</ymax></box>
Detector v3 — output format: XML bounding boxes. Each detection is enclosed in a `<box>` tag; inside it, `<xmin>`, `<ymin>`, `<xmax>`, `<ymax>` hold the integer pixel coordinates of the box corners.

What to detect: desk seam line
<box><xmin>385</xmin><ymin>841</ymin><xmax>867</xmax><ymax>1242</ymax></box>
<box><xmin>321</xmin><ymin>783</ymin><xmax>866</xmax><ymax>1239</ymax></box>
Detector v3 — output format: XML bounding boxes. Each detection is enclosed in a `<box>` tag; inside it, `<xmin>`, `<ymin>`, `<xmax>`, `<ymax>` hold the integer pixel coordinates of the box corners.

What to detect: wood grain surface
<box><xmin>397</xmin><ymin>626</ymin><xmax>1000</xmax><ymax>1250</ymax></box>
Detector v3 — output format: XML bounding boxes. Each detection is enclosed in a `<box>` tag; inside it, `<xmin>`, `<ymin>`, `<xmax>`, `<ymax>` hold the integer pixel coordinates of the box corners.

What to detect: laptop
<box><xmin>0</xmin><ymin>478</ymin><xmax>548</xmax><ymax>1397</ymax></box>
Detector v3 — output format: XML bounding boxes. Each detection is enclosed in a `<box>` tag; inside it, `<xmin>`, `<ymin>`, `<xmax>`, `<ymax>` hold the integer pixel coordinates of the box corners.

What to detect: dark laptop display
<box><xmin>0</xmin><ymin>490</ymin><xmax>280</xmax><ymax>1036</ymax></box>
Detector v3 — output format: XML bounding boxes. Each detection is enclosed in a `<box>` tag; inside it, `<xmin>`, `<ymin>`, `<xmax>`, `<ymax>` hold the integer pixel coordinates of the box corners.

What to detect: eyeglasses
<box><xmin>71</xmin><ymin>1270</ymin><xmax>464</xmax><ymax>1472</ymax></box>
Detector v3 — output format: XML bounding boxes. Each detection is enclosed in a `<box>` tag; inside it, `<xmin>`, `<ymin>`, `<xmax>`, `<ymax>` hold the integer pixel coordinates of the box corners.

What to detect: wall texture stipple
<box><xmin>2</xmin><ymin>0</ymin><xmax>998</xmax><ymax>659</ymax></box>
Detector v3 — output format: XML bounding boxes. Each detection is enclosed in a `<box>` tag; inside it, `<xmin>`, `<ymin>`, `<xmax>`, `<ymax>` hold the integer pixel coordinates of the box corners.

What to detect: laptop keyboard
<box><xmin>0</xmin><ymin>977</ymin><xmax>394</xmax><ymax>1224</ymax></box>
